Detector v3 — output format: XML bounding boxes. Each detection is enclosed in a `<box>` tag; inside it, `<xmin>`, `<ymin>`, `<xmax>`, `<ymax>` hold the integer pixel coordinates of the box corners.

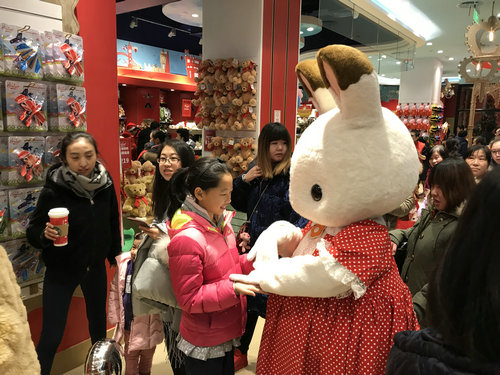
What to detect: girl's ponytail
<box><xmin>167</xmin><ymin>167</ymin><xmax>190</xmax><ymax>219</ymax></box>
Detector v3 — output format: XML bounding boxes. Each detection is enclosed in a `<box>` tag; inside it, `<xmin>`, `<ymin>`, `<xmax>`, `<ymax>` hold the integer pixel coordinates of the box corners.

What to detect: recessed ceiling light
<box><xmin>426</xmin><ymin>42</ymin><xmax>432</xmax><ymax>46</ymax></box>
<box><xmin>466</xmin><ymin>69</ymin><xmax>471</xmax><ymax>72</ymax></box>
<box><xmin>437</xmin><ymin>50</ymin><xmax>443</xmax><ymax>54</ymax></box>
<box><xmin>191</xmin><ymin>13</ymin><xmax>199</xmax><ymax>18</ymax></box>
<box><xmin>300</xmin><ymin>31</ymin><xmax>303</xmax><ymax>35</ymax></box>
<box><xmin>448</xmin><ymin>57</ymin><xmax>454</xmax><ymax>61</ymax></box>
<box><xmin>382</xmin><ymin>55</ymin><xmax>387</xmax><ymax>58</ymax></box>
<box><xmin>300</xmin><ymin>15</ymin><xmax>323</xmax><ymax>37</ymax></box>
<box><xmin>369</xmin><ymin>0</ymin><xmax>440</xmax><ymax>40</ymax></box>
<box><xmin>396</xmin><ymin>61</ymin><xmax>401</xmax><ymax>65</ymax></box>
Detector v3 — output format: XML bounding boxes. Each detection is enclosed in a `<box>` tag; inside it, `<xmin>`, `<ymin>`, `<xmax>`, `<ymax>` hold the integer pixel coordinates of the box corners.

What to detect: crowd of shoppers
<box><xmin>4</xmin><ymin>124</ymin><xmax>499</xmax><ymax>375</ymax></box>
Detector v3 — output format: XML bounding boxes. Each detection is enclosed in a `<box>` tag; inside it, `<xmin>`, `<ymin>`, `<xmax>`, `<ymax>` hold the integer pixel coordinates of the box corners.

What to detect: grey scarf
<box><xmin>182</xmin><ymin>195</ymin><xmax>225</xmax><ymax>229</ymax></box>
<box><xmin>61</xmin><ymin>162</ymin><xmax>108</xmax><ymax>199</ymax></box>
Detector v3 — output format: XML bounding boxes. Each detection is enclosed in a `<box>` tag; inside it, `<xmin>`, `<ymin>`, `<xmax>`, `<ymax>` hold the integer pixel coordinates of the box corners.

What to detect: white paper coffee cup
<box><xmin>48</xmin><ymin>207</ymin><xmax>69</xmax><ymax>247</ymax></box>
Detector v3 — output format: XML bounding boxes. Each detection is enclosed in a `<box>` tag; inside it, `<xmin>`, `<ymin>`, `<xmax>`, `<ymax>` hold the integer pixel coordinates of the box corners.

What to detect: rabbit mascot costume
<box><xmin>231</xmin><ymin>45</ymin><xmax>420</xmax><ymax>374</ymax></box>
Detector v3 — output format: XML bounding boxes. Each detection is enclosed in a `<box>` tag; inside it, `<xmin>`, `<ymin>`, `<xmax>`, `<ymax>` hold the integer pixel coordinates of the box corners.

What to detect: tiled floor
<box><xmin>63</xmin><ymin>317</ymin><xmax>264</xmax><ymax>375</ymax></box>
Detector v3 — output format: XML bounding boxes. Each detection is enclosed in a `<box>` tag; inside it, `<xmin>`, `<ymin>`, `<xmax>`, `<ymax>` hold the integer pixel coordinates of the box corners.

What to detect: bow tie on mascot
<box><xmin>230</xmin><ymin>45</ymin><xmax>420</xmax><ymax>375</ymax></box>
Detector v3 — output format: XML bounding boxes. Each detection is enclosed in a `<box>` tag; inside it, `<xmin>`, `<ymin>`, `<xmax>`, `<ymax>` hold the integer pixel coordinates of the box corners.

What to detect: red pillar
<box><xmin>260</xmin><ymin>0</ymin><xmax>301</xmax><ymax>144</ymax></box>
<box><xmin>76</xmin><ymin>0</ymin><xmax>120</xmax><ymax>193</ymax></box>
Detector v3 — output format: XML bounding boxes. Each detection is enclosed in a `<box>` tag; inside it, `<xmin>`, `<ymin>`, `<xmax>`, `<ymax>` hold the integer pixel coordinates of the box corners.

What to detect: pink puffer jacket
<box><xmin>108</xmin><ymin>252</ymin><xmax>164</xmax><ymax>352</ymax></box>
<box><xmin>167</xmin><ymin>209</ymin><xmax>253</xmax><ymax>347</ymax></box>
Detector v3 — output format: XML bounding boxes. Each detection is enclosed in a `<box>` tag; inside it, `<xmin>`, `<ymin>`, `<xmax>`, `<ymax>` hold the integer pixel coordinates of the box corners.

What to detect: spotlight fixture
<box><xmin>129</xmin><ymin>17</ymin><xmax>138</xmax><ymax>29</ymax></box>
<box><xmin>168</xmin><ymin>28</ymin><xmax>176</xmax><ymax>38</ymax></box>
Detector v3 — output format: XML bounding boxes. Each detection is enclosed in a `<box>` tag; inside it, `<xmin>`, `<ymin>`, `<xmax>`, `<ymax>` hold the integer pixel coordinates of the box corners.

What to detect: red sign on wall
<box><xmin>120</xmin><ymin>138</ymin><xmax>132</xmax><ymax>169</ymax></box>
<box><xmin>182</xmin><ymin>99</ymin><xmax>192</xmax><ymax>117</ymax></box>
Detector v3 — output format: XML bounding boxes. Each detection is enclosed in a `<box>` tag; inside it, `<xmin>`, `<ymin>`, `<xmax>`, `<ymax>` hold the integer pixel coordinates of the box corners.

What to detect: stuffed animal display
<box><xmin>207</xmin><ymin>135</ymin><xmax>255</xmax><ymax>177</ymax></box>
<box><xmin>122</xmin><ymin>183</ymin><xmax>151</xmax><ymax>218</ymax></box>
<box><xmin>231</xmin><ymin>45</ymin><xmax>420</xmax><ymax>375</ymax></box>
<box><xmin>193</xmin><ymin>58</ymin><xmax>257</xmax><ymax>131</ymax></box>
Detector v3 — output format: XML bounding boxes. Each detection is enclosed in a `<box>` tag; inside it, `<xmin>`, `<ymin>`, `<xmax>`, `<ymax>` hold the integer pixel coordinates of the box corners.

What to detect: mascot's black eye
<box><xmin>311</xmin><ymin>184</ymin><xmax>322</xmax><ymax>201</ymax></box>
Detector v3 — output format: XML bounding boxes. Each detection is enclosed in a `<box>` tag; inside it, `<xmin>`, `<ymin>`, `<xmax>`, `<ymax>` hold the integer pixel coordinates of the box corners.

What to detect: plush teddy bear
<box><xmin>207</xmin><ymin>136</ymin><xmax>224</xmax><ymax>157</ymax></box>
<box><xmin>240</xmin><ymin>59</ymin><xmax>257</xmax><ymax>84</ymax></box>
<box><xmin>241</xmin><ymin>82</ymin><xmax>257</xmax><ymax>105</ymax></box>
<box><xmin>138</xmin><ymin>175</ymin><xmax>155</xmax><ymax>216</ymax></box>
<box><xmin>141</xmin><ymin>160</ymin><xmax>155</xmax><ymax>177</ymax></box>
<box><xmin>191</xmin><ymin>97</ymin><xmax>201</xmax><ymax>107</ymax></box>
<box><xmin>241</xmin><ymin>111</ymin><xmax>256</xmax><ymax>130</ymax></box>
<box><xmin>239</xmin><ymin>159</ymin><xmax>250</xmax><ymax>173</ymax></box>
<box><xmin>229</xmin><ymin>154</ymin><xmax>243</xmax><ymax>176</ymax></box>
<box><xmin>230</xmin><ymin>45</ymin><xmax>420</xmax><ymax>374</ymax></box>
<box><xmin>123</xmin><ymin>182</ymin><xmax>151</xmax><ymax>218</ymax></box>
<box><xmin>221</xmin><ymin>137</ymin><xmax>238</xmax><ymax>161</ymax></box>
<box><xmin>124</xmin><ymin>160</ymin><xmax>141</xmax><ymax>184</ymax></box>
<box><xmin>239</xmin><ymin>137</ymin><xmax>255</xmax><ymax>160</ymax></box>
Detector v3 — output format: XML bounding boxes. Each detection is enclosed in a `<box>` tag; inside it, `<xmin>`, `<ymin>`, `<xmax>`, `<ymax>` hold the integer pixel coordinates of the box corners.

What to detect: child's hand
<box><xmin>139</xmin><ymin>225</ymin><xmax>162</xmax><ymax>240</ymax></box>
<box><xmin>233</xmin><ymin>281</ymin><xmax>264</xmax><ymax>296</ymax></box>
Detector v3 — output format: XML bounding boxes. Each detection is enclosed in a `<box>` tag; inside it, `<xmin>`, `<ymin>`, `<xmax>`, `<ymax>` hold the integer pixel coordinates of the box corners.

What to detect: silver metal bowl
<box><xmin>84</xmin><ymin>339</ymin><xmax>123</xmax><ymax>374</ymax></box>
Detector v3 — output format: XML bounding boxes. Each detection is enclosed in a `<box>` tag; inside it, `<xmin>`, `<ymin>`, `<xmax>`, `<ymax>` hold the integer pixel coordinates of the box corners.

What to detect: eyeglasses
<box><xmin>491</xmin><ymin>149</ymin><xmax>500</xmax><ymax>155</ymax></box>
<box><xmin>157</xmin><ymin>156</ymin><xmax>180</xmax><ymax>164</ymax></box>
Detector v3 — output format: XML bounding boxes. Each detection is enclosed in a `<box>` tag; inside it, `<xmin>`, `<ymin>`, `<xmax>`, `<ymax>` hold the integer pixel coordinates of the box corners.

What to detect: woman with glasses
<box><xmin>489</xmin><ymin>137</ymin><xmax>500</xmax><ymax>168</ymax></box>
<box><xmin>132</xmin><ymin>139</ymin><xmax>195</xmax><ymax>375</ymax></box>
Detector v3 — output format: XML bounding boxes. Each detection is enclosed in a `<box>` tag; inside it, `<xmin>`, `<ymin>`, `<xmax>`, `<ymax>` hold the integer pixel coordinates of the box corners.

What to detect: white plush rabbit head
<box><xmin>291</xmin><ymin>45</ymin><xmax>420</xmax><ymax>227</ymax></box>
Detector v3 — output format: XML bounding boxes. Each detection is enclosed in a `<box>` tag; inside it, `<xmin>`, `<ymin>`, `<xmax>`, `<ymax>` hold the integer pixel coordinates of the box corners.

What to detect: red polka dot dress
<box><xmin>256</xmin><ymin>220</ymin><xmax>419</xmax><ymax>375</ymax></box>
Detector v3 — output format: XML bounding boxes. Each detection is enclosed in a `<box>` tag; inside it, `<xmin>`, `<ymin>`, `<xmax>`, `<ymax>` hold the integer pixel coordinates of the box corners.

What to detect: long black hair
<box><xmin>167</xmin><ymin>157</ymin><xmax>232</xmax><ymax>219</ymax></box>
<box><xmin>427</xmin><ymin>167</ymin><xmax>500</xmax><ymax>362</ymax></box>
<box><xmin>152</xmin><ymin>139</ymin><xmax>195</xmax><ymax>220</ymax></box>
<box><xmin>257</xmin><ymin>122</ymin><xmax>292</xmax><ymax>179</ymax></box>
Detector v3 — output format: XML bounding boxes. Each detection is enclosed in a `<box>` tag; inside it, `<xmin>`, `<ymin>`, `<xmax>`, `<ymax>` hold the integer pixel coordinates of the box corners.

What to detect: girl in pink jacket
<box><xmin>166</xmin><ymin>158</ymin><xmax>258</xmax><ymax>375</ymax></box>
<box><xmin>108</xmin><ymin>237</ymin><xmax>164</xmax><ymax>375</ymax></box>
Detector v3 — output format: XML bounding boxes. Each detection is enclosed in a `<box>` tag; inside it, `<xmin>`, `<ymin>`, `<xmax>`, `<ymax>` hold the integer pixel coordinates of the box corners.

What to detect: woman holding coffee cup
<box><xmin>27</xmin><ymin>132</ymin><xmax>121</xmax><ymax>375</ymax></box>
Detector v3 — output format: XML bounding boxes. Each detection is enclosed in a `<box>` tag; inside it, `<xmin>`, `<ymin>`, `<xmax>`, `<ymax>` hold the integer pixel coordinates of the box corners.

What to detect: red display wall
<box><xmin>120</xmin><ymin>86</ymin><xmax>160</xmax><ymax>124</ymax></box>
<box><xmin>160</xmin><ymin>90</ymin><xmax>196</xmax><ymax>124</ymax></box>
<box><xmin>28</xmin><ymin>0</ymin><xmax>121</xmax><ymax>357</ymax></box>
<box><xmin>260</xmin><ymin>0</ymin><xmax>301</xmax><ymax>142</ymax></box>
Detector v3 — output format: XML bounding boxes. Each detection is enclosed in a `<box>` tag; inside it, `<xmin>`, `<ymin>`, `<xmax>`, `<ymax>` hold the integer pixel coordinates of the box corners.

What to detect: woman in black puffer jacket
<box><xmin>231</xmin><ymin>122</ymin><xmax>304</xmax><ymax>371</ymax></box>
<box><xmin>386</xmin><ymin>168</ymin><xmax>500</xmax><ymax>375</ymax></box>
<box><xmin>27</xmin><ymin>132</ymin><xmax>121</xmax><ymax>375</ymax></box>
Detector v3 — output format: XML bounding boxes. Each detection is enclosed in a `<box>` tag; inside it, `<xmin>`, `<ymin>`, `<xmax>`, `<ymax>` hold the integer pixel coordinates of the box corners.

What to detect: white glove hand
<box><xmin>247</xmin><ymin>221</ymin><xmax>302</xmax><ymax>266</ymax></box>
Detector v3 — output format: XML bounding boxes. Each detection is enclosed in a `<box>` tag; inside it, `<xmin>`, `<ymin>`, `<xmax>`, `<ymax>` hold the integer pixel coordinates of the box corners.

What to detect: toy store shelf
<box><xmin>117</xmin><ymin>68</ymin><xmax>197</xmax><ymax>92</ymax></box>
<box><xmin>20</xmin><ymin>277</ymin><xmax>44</xmax><ymax>300</ymax></box>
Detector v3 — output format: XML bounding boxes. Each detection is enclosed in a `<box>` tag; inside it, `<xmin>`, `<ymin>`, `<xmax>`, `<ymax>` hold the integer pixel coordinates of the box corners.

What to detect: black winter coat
<box><xmin>387</xmin><ymin>329</ymin><xmax>500</xmax><ymax>375</ymax></box>
<box><xmin>27</xmin><ymin>163</ymin><xmax>121</xmax><ymax>281</ymax></box>
<box><xmin>231</xmin><ymin>168</ymin><xmax>302</xmax><ymax>248</ymax></box>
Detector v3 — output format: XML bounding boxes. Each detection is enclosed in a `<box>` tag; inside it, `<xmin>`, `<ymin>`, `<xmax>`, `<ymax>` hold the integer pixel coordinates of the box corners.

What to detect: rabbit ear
<box><xmin>296</xmin><ymin>60</ymin><xmax>336</xmax><ymax>114</ymax></box>
<box><xmin>317</xmin><ymin>45</ymin><xmax>373</xmax><ymax>94</ymax></box>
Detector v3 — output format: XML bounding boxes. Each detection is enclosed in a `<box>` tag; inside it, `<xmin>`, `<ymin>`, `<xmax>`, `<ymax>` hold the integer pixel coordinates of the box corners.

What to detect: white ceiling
<box><xmin>410</xmin><ymin>0</ymin><xmax>497</xmax><ymax>79</ymax></box>
<box><xmin>115</xmin><ymin>0</ymin><xmax>498</xmax><ymax>81</ymax></box>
